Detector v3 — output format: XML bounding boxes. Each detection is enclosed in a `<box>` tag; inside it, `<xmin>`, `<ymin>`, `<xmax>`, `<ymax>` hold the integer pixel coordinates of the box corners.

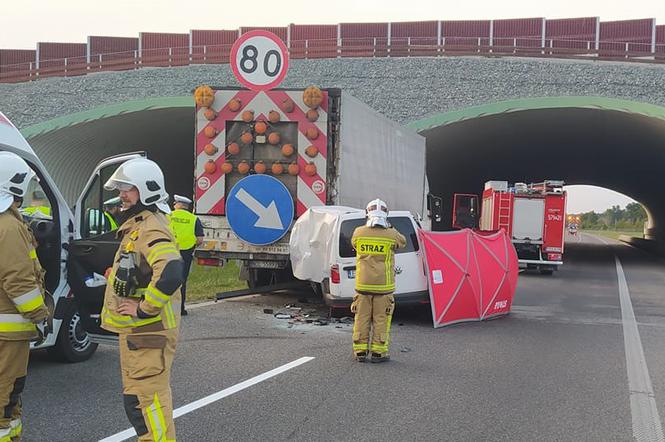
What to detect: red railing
<box><xmin>2</xmin><ymin>37</ymin><xmax>664</xmax><ymax>83</ymax></box>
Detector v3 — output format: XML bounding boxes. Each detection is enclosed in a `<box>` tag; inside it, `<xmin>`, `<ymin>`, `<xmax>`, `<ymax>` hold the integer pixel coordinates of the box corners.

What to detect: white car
<box><xmin>1</xmin><ymin>112</ymin><xmax>139</xmax><ymax>361</ymax></box>
<box><xmin>293</xmin><ymin>207</ymin><xmax>429</xmax><ymax>307</ymax></box>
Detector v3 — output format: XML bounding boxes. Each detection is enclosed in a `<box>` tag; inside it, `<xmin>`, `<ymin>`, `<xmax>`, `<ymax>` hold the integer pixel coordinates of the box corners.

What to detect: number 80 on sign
<box><xmin>230</xmin><ymin>30</ymin><xmax>290</xmax><ymax>91</ymax></box>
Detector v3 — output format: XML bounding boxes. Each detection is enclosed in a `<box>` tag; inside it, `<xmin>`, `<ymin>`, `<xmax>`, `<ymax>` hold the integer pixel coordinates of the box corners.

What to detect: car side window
<box><xmin>20</xmin><ymin>178</ymin><xmax>53</xmax><ymax>219</ymax></box>
<box><xmin>80</xmin><ymin>164</ymin><xmax>122</xmax><ymax>238</ymax></box>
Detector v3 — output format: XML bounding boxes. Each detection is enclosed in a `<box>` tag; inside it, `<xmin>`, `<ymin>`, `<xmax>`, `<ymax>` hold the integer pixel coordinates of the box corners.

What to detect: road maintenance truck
<box><xmin>453</xmin><ymin>180</ymin><xmax>567</xmax><ymax>274</ymax></box>
<box><xmin>192</xmin><ymin>86</ymin><xmax>434</xmax><ymax>287</ymax></box>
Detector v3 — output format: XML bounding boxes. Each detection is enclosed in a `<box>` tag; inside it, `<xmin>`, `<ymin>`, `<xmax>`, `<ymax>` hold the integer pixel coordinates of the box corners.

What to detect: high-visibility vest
<box><xmin>22</xmin><ymin>206</ymin><xmax>51</xmax><ymax>217</ymax></box>
<box><xmin>168</xmin><ymin>209</ymin><xmax>198</xmax><ymax>250</ymax></box>
<box><xmin>104</xmin><ymin>212</ymin><xmax>118</xmax><ymax>231</ymax></box>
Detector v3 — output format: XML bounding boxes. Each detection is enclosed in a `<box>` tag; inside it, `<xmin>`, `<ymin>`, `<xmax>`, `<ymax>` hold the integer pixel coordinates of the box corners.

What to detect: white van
<box><xmin>0</xmin><ymin>112</ymin><xmax>139</xmax><ymax>361</ymax></box>
<box><xmin>290</xmin><ymin>206</ymin><xmax>429</xmax><ymax>308</ymax></box>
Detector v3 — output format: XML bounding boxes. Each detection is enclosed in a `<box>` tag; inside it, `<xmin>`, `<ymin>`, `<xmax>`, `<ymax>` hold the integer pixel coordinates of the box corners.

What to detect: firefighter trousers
<box><xmin>119</xmin><ymin>328</ymin><xmax>178</xmax><ymax>442</ymax></box>
<box><xmin>0</xmin><ymin>340</ymin><xmax>29</xmax><ymax>442</ymax></box>
<box><xmin>351</xmin><ymin>293</ymin><xmax>395</xmax><ymax>356</ymax></box>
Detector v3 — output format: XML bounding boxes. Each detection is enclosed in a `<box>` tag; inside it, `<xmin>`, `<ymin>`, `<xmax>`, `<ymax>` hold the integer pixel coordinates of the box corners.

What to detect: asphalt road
<box><xmin>20</xmin><ymin>233</ymin><xmax>665</xmax><ymax>441</ymax></box>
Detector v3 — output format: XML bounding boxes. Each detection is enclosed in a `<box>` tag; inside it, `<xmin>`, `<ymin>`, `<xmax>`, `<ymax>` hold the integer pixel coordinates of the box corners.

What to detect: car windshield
<box><xmin>339</xmin><ymin>216</ymin><xmax>419</xmax><ymax>258</ymax></box>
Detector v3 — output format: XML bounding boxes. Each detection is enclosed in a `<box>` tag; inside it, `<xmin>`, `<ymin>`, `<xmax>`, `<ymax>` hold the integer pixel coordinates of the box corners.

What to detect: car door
<box><xmin>388</xmin><ymin>216</ymin><xmax>428</xmax><ymax>298</ymax></box>
<box><xmin>67</xmin><ymin>152</ymin><xmax>145</xmax><ymax>336</ymax></box>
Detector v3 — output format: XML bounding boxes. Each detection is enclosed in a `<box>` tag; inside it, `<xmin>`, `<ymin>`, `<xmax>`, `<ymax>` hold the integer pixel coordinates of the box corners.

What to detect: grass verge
<box><xmin>582</xmin><ymin>230</ymin><xmax>643</xmax><ymax>241</ymax></box>
<box><xmin>186</xmin><ymin>261</ymin><xmax>247</xmax><ymax>303</ymax></box>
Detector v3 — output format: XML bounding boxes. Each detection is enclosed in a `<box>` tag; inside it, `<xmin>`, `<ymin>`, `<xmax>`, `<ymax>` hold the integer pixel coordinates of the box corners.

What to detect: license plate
<box><xmin>347</xmin><ymin>270</ymin><xmax>356</xmax><ymax>279</ymax></box>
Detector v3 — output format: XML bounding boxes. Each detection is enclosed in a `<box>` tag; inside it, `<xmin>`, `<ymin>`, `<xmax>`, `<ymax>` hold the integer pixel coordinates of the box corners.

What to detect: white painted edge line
<box><xmin>614</xmin><ymin>256</ymin><xmax>665</xmax><ymax>442</ymax></box>
<box><xmin>99</xmin><ymin>356</ymin><xmax>315</xmax><ymax>442</ymax></box>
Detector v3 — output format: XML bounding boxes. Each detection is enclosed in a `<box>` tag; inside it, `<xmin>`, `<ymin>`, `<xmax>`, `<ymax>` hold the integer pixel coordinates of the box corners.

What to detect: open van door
<box><xmin>67</xmin><ymin>152</ymin><xmax>145</xmax><ymax>341</ymax></box>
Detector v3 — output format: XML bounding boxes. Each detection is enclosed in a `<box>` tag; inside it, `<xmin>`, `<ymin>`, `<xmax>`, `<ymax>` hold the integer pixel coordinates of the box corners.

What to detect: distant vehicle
<box><xmin>568</xmin><ymin>224</ymin><xmax>578</xmax><ymax>235</ymax></box>
<box><xmin>453</xmin><ymin>180</ymin><xmax>567</xmax><ymax>275</ymax></box>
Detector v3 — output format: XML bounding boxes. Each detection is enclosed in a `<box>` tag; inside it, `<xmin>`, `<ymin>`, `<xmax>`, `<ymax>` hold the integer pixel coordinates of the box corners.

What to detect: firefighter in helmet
<box><xmin>350</xmin><ymin>198</ymin><xmax>406</xmax><ymax>363</ymax></box>
<box><xmin>0</xmin><ymin>152</ymin><xmax>50</xmax><ymax>442</ymax></box>
<box><xmin>102</xmin><ymin>157</ymin><xmax>184</xmax><ymax>441</ymax></box>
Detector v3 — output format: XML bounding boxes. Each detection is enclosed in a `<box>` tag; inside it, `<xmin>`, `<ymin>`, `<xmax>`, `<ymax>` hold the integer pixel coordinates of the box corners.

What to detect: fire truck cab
<box><xmin>453</xmin><ymin>180</ymin><xmax>567</xmax><ymax>275</ymax></box>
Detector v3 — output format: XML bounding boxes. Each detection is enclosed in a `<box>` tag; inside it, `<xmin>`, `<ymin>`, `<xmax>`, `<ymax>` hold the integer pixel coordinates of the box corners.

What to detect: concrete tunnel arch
<box><xmin>408</xmin><ymin>97</ymin><xmax>665</xmax><ymax>240</ymax></box>
<box><xmin>22</xmin><ymin>96</ymin><xmax>665</xmax><ymax>241</ymax></box>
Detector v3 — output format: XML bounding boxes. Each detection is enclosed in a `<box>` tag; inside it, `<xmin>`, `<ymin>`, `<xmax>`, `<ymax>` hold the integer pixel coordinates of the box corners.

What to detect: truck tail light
<box><xmin>547</xmin><ymin>253</ymin><xmax>562</xmax><ymax>261</ymax></box>
<box><xmin>197</xmin><ymin>258</ymin><xmax>223</xmax><ymax>267</ymax></box>
<box><xmin>330</xmin><ymin>264</ymin><xmax>340</xmax><ymax>284</ymax></box>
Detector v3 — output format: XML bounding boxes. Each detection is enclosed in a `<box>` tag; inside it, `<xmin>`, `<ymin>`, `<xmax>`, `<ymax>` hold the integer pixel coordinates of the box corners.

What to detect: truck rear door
<box><xmin>512</xmin><ymin>198</ymin><xmax>545</xmax><ymax>243</ymax></box>
<box><xmin>67</xmin><ymin>153</ymin><xmax>144</xmax><ymax>336</ymax></box>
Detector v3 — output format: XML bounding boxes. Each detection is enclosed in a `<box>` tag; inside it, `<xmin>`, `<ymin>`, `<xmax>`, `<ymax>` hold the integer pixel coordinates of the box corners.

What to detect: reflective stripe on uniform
<box><xmin>355</xmin><ymin>281</ymin><xmax>396</xmax><ymax>293</ymax></box>
<box><xmin>163</xmin><ymin>302</ymin><xmax>177</xmax><ymax>329</ymax></box>
<box><xmin>9</xmin><ymin>419</ymin><xmax>21</xmax><ymax>439</ymax></box>
<box><xmin>0</xmin><ymin>426</ymin><xmax>12</xmax><ymax>442</ymax></box>
<box><xmin>145</xmin><ymin>285</ymin><xmax>170</xmax><ymax>309</ymax></box>
<box><xmin>101</xmin><ymin>307</ymin><xmax>162</xmax><ymax>328</ymax></box>
<box><xmin>0</xmin><ymin>314</ymin><xmax>36</xmax><ymax>333</ymax></box>
<box><xmin>11</xmin><ymin>287</ymin><xmax>45</xmax><ymax>313</ymax></box>
<box><xmin>28</xmin><ymin>248</ymin><xmax>37</xmax><ymax>259</ymax></box>
<box><xmin>146</xmin><ymin>393</ymin><xmax>169</xmax><ymax>442</ymax></box>
<box><xmin>147</xmin><ymin>244</ymin><xmax>179</xmax><ymax>266</ymax></box>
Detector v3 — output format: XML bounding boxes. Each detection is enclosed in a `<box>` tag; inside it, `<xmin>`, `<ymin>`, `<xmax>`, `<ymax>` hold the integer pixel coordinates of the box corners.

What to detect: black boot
<box><xmin>355</xmin><ymin>352</ymin><xmax>368</xmax><ymax>362</ymax></box>
<box><xmin>370</xmin><ymin>353</ymin><xmax>390</xmax><ymax>363</ymax></box>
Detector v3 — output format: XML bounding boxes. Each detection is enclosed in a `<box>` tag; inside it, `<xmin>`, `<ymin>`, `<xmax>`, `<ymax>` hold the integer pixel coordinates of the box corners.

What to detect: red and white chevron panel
<box><xmin>194</xmin><ymin>88</ymin><xmax>329</xmax><ymax>217</ymax></box>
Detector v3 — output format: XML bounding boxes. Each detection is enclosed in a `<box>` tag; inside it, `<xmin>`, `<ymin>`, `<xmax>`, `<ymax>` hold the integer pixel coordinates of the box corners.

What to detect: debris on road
<box><xmin>263</xmin><ymin>308</ymin><xmax>274</xmax><ymax>314</ymax></box>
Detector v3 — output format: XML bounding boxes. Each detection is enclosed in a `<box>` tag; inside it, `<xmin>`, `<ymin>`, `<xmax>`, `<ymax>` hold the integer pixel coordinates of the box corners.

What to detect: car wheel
<box><xmin>48</xmin><ymin>303</ymin><xmax>98</xmax><ymax>363</ymax></box>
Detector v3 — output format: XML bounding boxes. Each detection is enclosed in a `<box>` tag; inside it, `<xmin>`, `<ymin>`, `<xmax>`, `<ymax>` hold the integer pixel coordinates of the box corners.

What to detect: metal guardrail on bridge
<box><xmin>1</xmin><ymin>37</ymin><xmax>664</xmax><ymax>84</ymax></box>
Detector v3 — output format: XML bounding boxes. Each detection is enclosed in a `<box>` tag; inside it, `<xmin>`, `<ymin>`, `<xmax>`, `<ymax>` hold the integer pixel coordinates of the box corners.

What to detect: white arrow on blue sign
<box><xmin>226</xmin><ymin>174</ymin><xmax>294</xmax><ymax>246</ymax></box>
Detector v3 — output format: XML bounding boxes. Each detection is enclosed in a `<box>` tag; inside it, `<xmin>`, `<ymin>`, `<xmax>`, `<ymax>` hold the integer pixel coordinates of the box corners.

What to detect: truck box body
<box><xmin>193</xmin><ymin>87</ymin><xmax>426</xmax><ymax>269</ymax></box>
<box><xmin>479</xmin><ymin>180</ymin><xmax>566</xmax><ymax>271</ymax></box>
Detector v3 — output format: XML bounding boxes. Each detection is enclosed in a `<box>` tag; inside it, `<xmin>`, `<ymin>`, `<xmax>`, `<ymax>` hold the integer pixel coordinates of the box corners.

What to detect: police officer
<box><xmin>0</xmin><ymin>152</ymin><xmax>50</xmax><ymax>442</ymax></box>
<box><xmin>103</xmin><ymin>196</ymin><xmax>122</xmax><ymax>232</ymax></box>
<box><xmin>168</xmin><ymin>195</ymin><xmax>203</xmax><ymax>316</ymax></box>
<box><xmin>102</xmin><ymin>158</ymin><xmax>184</xmax><ymax>441</ymax></box>
<box><xmin>351</xmin><ymin>199</ymin><xmax>406</xmax><ymax>363</ymax></box>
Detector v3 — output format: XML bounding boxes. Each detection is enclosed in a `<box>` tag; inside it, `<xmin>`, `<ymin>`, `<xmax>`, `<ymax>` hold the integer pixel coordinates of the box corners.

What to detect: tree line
<box><xmin>572</xmin><ymin>203</ymin><xmax>647</xmax><ymax>231</ymax></box>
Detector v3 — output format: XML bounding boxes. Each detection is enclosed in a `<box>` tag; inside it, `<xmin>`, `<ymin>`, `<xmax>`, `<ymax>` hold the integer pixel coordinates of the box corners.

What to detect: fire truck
<box><xmin>453</xmin><ymin>180</ymin><xmax>567</xmax><ymax>275</ymax></box>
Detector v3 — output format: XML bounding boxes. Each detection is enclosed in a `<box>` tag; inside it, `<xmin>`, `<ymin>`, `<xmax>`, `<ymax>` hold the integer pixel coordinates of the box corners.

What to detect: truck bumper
<box><xmin>519</xmin><ymin>259</ymin><xmax>563</xmax><ymax>266</ymax></box>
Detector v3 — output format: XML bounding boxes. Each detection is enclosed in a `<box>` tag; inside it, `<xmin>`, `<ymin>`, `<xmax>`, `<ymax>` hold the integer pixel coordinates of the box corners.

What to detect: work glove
<box><xmin>113</xmin><ymin>251</ymin><xmax>139</xmax><ymax>297</ymax></box>
<box><xmin>32</xmin><ymin>319</ymin><xmax>51</xmax><ymax>344</ymax></box>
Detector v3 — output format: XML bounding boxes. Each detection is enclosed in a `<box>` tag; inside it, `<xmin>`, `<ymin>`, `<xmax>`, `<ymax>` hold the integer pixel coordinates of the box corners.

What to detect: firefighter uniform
<box><xmin>168</xmin><ymin>196</ymin><xmax>203</xmax><ymax>315</ymax></box>
<box><xmin>351</xmin><ymin>224</ymin><xmax>406</xmax><ymax>361</ymax></box>
<box><xmin>102</xmin><ymin>209</ymin><xmax>183</xmax><ymax>442</ymax></box>
<box><xmin>0</xmin><ymin>206</ymin><xmax>49</xmax><ymax>442</ymax></box>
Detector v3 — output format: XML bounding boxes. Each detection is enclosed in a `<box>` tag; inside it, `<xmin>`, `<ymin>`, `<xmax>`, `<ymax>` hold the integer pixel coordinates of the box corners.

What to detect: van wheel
<box><xmin>48</xmin><ymin>303</ymin><xmax>98</xmax><ymax>363</ymax></box>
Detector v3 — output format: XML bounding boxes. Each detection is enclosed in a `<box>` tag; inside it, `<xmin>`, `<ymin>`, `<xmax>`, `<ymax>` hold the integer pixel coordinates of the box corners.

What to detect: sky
<box><xmin>1</xmin><ymin>0</ymin><xmax>664</xmax><ymax>48</ymax></box>
<box><xmin>565</xmin><ymin>185</ymin><xmax>638</xmax><ymax>214</ymax></box>
<box><xmin>0</xmin><ymin>0</ymin><xmax>660</xmax><ymax>213</ymax></box>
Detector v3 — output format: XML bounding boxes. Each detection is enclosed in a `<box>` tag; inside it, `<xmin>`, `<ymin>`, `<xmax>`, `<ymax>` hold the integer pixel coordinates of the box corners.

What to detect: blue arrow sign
<box><xmin>226</xmin><ymin>175</ymin><xmax>294</xmax><ymax>246</ymax></box>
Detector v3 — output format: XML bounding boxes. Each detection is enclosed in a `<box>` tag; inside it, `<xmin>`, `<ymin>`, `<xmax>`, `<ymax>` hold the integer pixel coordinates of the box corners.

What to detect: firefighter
<box><xmin>351</xmin><ymin>199</ymin><xmax>406</xmax><ymax>363</ymax></box>
<box><xmin>102</xmin><ymin>157</ymin><xmax>184</xmax><ymax>442</ymax></box>
<box><xmin>0</xmin><ymin>152</ymin><xmax>50</xmax><ymax>442</ymax></box>
<box><xmin>168</xmin><ymin>195</ymin><xmax>204</xmax><ymax>316</ymax></box>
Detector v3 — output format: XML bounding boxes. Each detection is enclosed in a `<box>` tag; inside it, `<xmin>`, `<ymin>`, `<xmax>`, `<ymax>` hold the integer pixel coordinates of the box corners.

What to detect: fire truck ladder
<box><xmin>498</xmin><ymin>193</ymin><xmax>512</xmax><ymax>235</ymax></box>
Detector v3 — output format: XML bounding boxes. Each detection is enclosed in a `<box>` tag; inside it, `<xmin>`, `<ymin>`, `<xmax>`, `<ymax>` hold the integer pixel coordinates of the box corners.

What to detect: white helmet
<box><xmin>0</xmin><ymin>151</ymin><xmax>37</xmax><ymax>213</ymax></box>
<box><xmin>104</xmin><ymin>158</ymin><xmax>170</xmax><ymax>214</ymax></box>
<box><xmin>366</xmin><ymin>198</ymin><xmax>389</xmax><ymax>228</ymax></box>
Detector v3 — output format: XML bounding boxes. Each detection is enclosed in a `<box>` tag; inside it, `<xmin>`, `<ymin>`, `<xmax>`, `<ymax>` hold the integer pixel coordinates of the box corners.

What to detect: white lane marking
<box><xmin>100</xmin><ymin>356</ymin><xmax>315</xmax><ymax>442</ymax></box>
<box><xmin>615</xmin><ymin>256</ymin><xmax>665</xmax><ymax>442</ymax></box>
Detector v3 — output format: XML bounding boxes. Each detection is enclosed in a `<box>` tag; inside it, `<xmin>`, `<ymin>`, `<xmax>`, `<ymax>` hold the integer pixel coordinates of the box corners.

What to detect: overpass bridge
<box><xmin>2</xmin><ymin>56</ymin><xmax>665</xmax><ymax>244</ymax></box>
